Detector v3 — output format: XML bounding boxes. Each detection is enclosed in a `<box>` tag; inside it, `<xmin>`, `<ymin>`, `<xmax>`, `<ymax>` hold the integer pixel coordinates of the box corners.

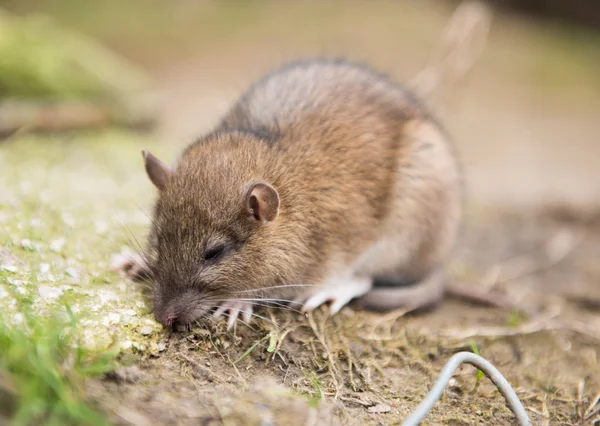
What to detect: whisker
<box><xmin>212</xmin><ymin>298</ymin><xmax>296</xmax><ymax>304</ymax></box>
<box><xmin>233</xmin><ymin>284</ymin><xmax>316</xmax><ymax>294</ymax></box>
<box><xmin>213</xmin><ymin>298</ymin><xmax>304</xmax><ymax>315</ymax></box>
<box><xmin>246</xmin><ymin>301</ymin><xmax>303</xmax><ymax>315</ymax></box>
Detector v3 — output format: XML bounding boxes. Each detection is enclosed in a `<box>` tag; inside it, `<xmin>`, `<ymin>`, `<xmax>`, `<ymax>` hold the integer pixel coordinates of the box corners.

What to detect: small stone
<box><xmin>94</xmin><ymin>220</ymin><xmax>109</xmax><ymax>235</ymax></box>
<box><xmin>98</xmin><ymin>289</ymin><xmax>119</xmax><ymax>304</ymax></box>
<box><xmin>20</xmin><ymin>239</ymin><xmax>34</xmax><ymax>250</ymax></box>
<box><xmin>367</xmin><ymin>404</ymin><xmax>392</xmax><ymax>414</ymax></box>
<box><xmin>106</xmin><ymin>366</ymin><xmax>145</xmax><ymax>384</ymax></box>
<box><xmin>61</xmin><ymin>213</ymin><xmax>75</xmax><ymax>227</ymax></box>
<box><xmin>49</xmin><ymin>238</ymin><xmax>66</xmax><ymax>253</ymax></box>
<box><xmin>38</xmin><ymin>285</ymin><xmax>63</xmax><ymax>300</ymax></box>
<box><xmin>1</xmin><ymin>265</ymin><xmax>17</xmax><ymax>273</ymax></box>
<box><xmin>121</xmin><ymin>340</ymin><xmax>133</xmax><ymax>350</ymax></box>
<box><xmin>12</xmin><ymin>312</ymin><xmax>24</xmax><ymax>325</ymax></box>
<box><xmin>102</xmin><ymin>313</ymin><xmax>121</xmax><ymax>326</ymax></box>
<box><xmin>140</xmin><ymin>326</ymin><xmax>153</xmax><ymax>336</ymax></box>
<box><xmin>6</xmin><ymin>278</ymin><xmax>24</xmax><ymax>286</ymax></box>
<box><xmin>65</xmin><ymin>267</ymin><xmax>79</xmax><ymax>280</ymax></box>
<box><xmin>39</xmin><ymin>263</ymin><xmax>50</xmax><ymax>274</ymax></box>
<box><xmin>157</xmin><ymin>343</ymin><xmax>167</xmax><ymax>352</ymax></box>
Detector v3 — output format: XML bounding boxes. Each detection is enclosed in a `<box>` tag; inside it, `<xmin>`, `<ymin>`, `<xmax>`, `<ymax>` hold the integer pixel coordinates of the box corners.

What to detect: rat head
<box><xmin>141</xmin><ymin>143</ymin><xmax>284</xmax><ymax>327</ymax></box>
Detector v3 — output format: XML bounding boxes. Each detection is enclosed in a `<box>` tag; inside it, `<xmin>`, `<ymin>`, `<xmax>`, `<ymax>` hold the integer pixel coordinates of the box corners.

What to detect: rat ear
<box><xmin>246</xmin><ymin>182</ymin><xmax>280</xmax><ymax>223</ymax></box>
<box><xmin>142</xmin><ymin>149</ymin><xmax>171</xmax><ymax>190</ymax></box>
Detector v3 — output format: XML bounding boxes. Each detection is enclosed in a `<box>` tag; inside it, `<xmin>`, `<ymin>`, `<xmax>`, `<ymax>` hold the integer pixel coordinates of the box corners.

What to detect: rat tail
<box><xmin>409</xmin><ymin>1</ymin><xmax>492</xmax><ymax>98</ymax></box>
<box><xmin>355</xmin><ymin>271</ymin><xmax>445</xmax><ymax>312</ymax></box>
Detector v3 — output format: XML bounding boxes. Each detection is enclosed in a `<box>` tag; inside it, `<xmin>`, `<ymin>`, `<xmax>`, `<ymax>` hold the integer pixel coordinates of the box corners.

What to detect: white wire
<box><xmin>401</xmin><ymin>351</ymin><xmax>531</xmax><ymax>426</ymax></box>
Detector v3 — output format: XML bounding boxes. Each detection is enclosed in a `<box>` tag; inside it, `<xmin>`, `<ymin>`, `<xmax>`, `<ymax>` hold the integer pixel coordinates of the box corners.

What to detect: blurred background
<box><xmin>2</xmin><ymin>0</ymin><xmax>600</xmax><ymax>210</ymax></box>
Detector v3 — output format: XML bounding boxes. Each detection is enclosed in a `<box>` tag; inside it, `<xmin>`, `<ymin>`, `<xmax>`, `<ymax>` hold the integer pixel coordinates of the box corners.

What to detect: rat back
<box><xmin>221</xmin><ymin>59</ymin><xmax>461</xmax><ymax>311</ymax></box>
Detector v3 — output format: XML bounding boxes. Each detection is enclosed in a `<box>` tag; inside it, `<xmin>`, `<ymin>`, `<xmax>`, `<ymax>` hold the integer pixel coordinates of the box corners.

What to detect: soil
<box><xmin>87</xmin><ymin>210</ymin><xmax>600</xmax><ymax>425</ymax></box>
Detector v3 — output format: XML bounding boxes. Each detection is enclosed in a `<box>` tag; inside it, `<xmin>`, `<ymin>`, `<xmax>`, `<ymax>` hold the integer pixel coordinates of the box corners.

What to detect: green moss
<box><xmin>0</xmin><ymin>130</ymin><xmax>165</xmax><ymax>423</ymax></box>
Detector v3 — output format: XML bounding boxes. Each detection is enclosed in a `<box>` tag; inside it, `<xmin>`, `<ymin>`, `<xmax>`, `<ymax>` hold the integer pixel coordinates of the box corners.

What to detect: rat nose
<box><xmin>165</xmin><ymin>312</ymin><xmax>177</xmax><ymax>327</ymax></box>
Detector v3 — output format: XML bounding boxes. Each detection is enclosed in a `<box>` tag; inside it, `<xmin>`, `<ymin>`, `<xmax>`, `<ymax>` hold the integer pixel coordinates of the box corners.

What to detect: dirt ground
<box><xmin>87</xmin><ymin>209</ymin><xmax>600</xmax><ymax>425</ymax></box>
<box><xmin>4</xmin><ymin>1</ymin><xmax>600</xmax><ymax>425</ymax></box>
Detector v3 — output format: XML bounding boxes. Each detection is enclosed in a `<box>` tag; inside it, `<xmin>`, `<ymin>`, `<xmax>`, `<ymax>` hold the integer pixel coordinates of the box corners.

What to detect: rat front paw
<box><xmin>213</xmin><ymin>301</ymin><xmax>254</xmax><ymax>330</ymax></box>
<box><xmin>293</xmin><ymin>276</ymin><xmax>372</xmax><ymax>315</ymax></box>
<box><xmin>110</xmin><ymin>249</ymin><xmax>149</xmax><ymax>280</ymax></box>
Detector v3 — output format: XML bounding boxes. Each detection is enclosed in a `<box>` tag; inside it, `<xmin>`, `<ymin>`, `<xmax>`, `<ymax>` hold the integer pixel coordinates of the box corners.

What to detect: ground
<box><xmin>1</xmin><ymin>1</ymin><xmax>600</xmax><ymax>425</ymax></box>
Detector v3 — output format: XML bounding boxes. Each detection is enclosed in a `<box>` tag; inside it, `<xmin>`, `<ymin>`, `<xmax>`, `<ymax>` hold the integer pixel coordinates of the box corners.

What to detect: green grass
<box><xmin>469</xmin><ymin>341</ymin><xmax>485</xmax><ymax>385</ymax></box>
<box><xmin>0</xmin><ymin>292</ymin><xmax>118</xmax><ymax>425</ymax></box>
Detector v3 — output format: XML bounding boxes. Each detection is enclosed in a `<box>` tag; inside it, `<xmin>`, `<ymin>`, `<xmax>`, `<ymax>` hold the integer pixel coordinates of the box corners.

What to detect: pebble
<box><xmin>38</xmin><ymin>285</ymin><xmax>64</xmax><ymax>300</ymax></box>
<box><xmin>157</xmin><ymin>343</ymin><xmax>167</xmax><ymax>352</ymax></box>
<box><xmin>140</xmin><ymin>325</ymin><xmax>153</xmax><ymax>336</ymax></box>
<box><xmin>12</xmin><ymin>312</ymin><xmax>24</xmax><ymax>325</ymax></box>
<box><xmin>121</xmin><ymin>340</ymin><xmax>133</xmax><ymax>350</ymax></box>
<box><xmin>1</xmin><ymin>265</ymin><xmax>17</xmax><ymax>273</ymax></box>
<box><xmin>98</xmin><ymin>289</ymin><xmax>119</xmax><ymax>303</ymax></box>
<box><xmin>65</xmin><ymin>267</ymin><xmax>79</xmax><ymax>280</ymax></box>
<box><xmin>39</xmin><ymin>263</ymin><xmax>50</xmax><ymax>274</ymax></box>
<box><xmin>61</xmin><ymin>213</ymin><xmax>75</xmax><ymax>227</ymax></box>
<box><xmin>6</xmin><ymin>278</ymin><xmax>25</xmax><ymax>287</ymax></box>
<box><xmin>102</xmin><ymin>313</ymin><xmax>121</xmax><ymax>326</ymax></box>
<box><xmin>49</xmin><ymin>238</ymin><xmax>66</xmax><ymax>253</ymax></box>
<box><xmin>20</xmin><ymin>239</ymin><xmax>34</xmax><ymax>250</ymax></box>
<box><xmin>94</xmin><ymin>220</ymin><xmax>109</xmax><ymax>235</ymax></box>
<box><xmin>367</xmin><ymin>404</ymin><xmax>392</xmax><ymax>414</ymax></box>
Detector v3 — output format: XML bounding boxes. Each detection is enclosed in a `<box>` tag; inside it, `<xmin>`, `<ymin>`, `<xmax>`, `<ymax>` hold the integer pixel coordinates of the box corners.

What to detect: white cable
<box><xmin>401</xmin><ymin>351</ymin><xmax>531</xmax><ymax>426</ymax></box>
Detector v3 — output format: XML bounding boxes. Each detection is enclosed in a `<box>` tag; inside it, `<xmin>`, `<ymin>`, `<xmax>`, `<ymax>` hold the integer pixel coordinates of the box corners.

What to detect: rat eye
<box><xmin>204</xmin><ymin>244</ymin><xmax>226</xmax><ymax>262</ymax></box>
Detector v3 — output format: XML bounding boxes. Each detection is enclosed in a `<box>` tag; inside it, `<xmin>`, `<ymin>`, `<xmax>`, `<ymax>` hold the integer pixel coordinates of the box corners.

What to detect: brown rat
<box><xmin>112</xmin><ymin>58</ymin><xmax>463</xmax><ymax>328</ymax></box>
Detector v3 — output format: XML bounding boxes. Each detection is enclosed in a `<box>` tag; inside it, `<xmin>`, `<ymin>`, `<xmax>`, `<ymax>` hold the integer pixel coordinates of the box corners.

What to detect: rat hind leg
<box><xmin>294</xmin><ymin>275</ymin><xmax>373</xmax><ymax>314</ymax></box>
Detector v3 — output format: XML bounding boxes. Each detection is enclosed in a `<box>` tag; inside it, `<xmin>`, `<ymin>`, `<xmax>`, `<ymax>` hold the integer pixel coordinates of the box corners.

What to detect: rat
<box><xmin>111</xmin><ymin>58</ymin><xmax>463</xmax><ymax>328</ymax></box>
<box><xmin>111</xmin><ymin>2</ymin><xmax>501</xmax><ymax>328</ymax></box>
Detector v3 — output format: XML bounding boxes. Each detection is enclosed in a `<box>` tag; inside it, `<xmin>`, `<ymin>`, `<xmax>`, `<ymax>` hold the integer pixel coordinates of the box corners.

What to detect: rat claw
<box><xmin>302</xmin><ymin>291</ymin><xmax>329</xmax><ymax>312</ymax></box>
<box><xmin>242</xmin><ymin>304</ymin><xmax>253</xmax><ymax>324</ymax></box>
<box><xmin>214</xmin><ymin>301</ymin><xmax>254</xmax><ymax>329</ymax></box>
<box><xmin>330</xmin><ymin>294</ymin><xmax>354</xmax><ymax>315</ymax></box>
<box><xmin>109</xmin><ymin>250</ymin><xmax>148</xmax><ymax>280</ymax></box>
<box><xmin>227</xmin><ymin>305</ymin><xmax>241</xmax><ymax>330</ymax></box>
<box><xmin>213</xmin><ymin>304</ymin><xmax>227</xmax><ymax>318</ymax></box>
<box><xmin>297</xmin><ymin>277</ymin><xmax>372</xmax><ymax>314</ymax></box>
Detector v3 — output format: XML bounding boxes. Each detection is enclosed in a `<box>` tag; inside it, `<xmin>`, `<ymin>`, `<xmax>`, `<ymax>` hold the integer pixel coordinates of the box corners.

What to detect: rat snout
<box><xmin>165</xmin><ymin>312</ymin><xmax>177</xmax><ymax>327</ymax></box>
<box><xmin>154</xmin><ymin>291</ymin><xmax>211</xmax><ymax>327</ymax></box>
